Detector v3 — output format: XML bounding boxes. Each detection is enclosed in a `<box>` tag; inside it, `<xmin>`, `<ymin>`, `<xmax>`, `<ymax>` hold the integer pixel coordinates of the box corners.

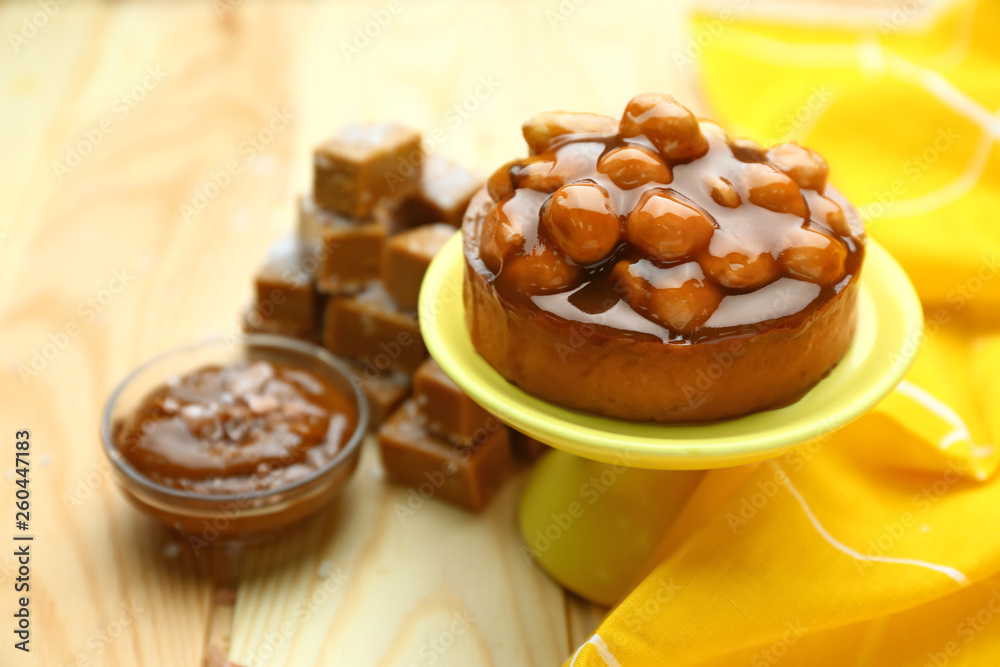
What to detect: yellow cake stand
<box><xmin>419</xmin><ymin>235</ymin><xmax>923</xmax><ymax>604</ymax></box>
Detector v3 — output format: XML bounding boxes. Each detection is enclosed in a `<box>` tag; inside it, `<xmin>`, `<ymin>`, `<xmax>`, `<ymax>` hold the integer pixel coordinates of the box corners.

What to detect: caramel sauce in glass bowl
<box><xmin>101</xmin><ymin>335</ymin><xmax>368</xmax><ymax>539</ymax></box>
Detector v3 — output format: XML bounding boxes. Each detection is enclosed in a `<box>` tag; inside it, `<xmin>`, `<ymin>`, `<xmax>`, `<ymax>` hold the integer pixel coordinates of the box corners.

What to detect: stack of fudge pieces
<box><xmin>242</xmin><ymin>122</ymin><xmax>546</xmax><ymax>512</ymax></box>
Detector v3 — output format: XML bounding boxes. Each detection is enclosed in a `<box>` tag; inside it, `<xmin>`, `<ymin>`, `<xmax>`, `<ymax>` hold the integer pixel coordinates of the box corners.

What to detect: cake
<box><xmin>462</xmin><ymin>94</ymin><xmax>866</xmax><ymax>422</ymax></box>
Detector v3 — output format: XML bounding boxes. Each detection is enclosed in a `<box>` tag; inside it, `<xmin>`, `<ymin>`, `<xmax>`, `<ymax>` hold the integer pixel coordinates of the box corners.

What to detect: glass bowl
<box><xmin>100</xmin><ymin>334</ymin><xmax>368</xmax><ymax>539</ymax></box>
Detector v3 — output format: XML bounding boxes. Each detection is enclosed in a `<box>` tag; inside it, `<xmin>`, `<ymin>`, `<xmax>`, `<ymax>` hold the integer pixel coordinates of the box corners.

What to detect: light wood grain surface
<box><xmin>0</xmin><ymin>0</ymin><xmax>932</xmax><ymax>665</ymax></box>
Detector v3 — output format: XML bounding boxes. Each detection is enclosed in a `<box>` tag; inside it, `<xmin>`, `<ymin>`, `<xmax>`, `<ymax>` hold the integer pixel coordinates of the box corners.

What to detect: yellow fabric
<box><xmin>566</xmin><ymin>1</ymin><xmax>1000</xmax><ymax>664</ymax></box>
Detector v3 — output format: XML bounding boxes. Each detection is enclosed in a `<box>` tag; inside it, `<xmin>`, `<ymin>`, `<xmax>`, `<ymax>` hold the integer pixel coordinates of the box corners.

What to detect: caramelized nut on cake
<box><xmin>487</xmin><ymin>159</ymin><xmax>518</xmax><ymax>202</ymax></box>
<box><xmin>522</xmin><ymin>112</ymin><xmax>619</xmax><ymax>155</ymax></box>
<box><xmin>768</xmin><ymin>142</ymin><xmax>829</xmax><ymax>193</ymax></box>
<box><xmin>597</xmin><ymin>145</ymin><xmax>672</xmax><ymax>190</ymax></box>
<box><xmin>499</xmin><ymin>241</ymin><xmax>580</xmax><ymax>294</ymax></box>
<box><xmin>620</xmin><ymin>93</ymin><xmax>708</xmax><ymax>162</ymax></box>
<box><xmin>745</xmin><ymin>163</ymin><xmax>808</xmax><ymax>217</ymax></box>
<box><xmin>512</xmin><ymin>157</ymin><xmax>564</xmax><ymax>194</ymax></box>
<box><xmin>707</xmin><ymin>176</ymin><xmax>741</xmax><ymax>208</ymax></box>
<box><xmin>779</xmin><ymin>228</ymin><xmax>848</xmax><ymax>285</ymax></box>
<box><xmin>626</xmin><ymin>190</ymin><xmax>715</xmax><ymax>262</ymax></box>
<box><xmin>479</xmin><ymin>203</ymin><xmax>525</xmax><ymax>273</ymax></box>
<box><xmin>549</xmin><ymin>141</ymin><xmax>606</xmax><ymax>185</ymax></box>
<box><xmin>700</xmin><ymin>236</ymin><xmax>779</xmax><ymax>291</ymax></box>
<box><xmin>542</xmin><ymin>183</ymin><xmax>620</xmax><ymax>265</ymax></box>
<box><xmin>730</xmin><ymin>137</ymin><xmax>766</xmax><ymax>163</ymax></box>
<box><xmin>613</xmin><ymin>260</ymin><xmax>723</xmax><ymax>335</ymax></box>
<box><xmin>809</xmin><ymin>194</ymin><xmax>852</xmax><ymax>237</ymax></box>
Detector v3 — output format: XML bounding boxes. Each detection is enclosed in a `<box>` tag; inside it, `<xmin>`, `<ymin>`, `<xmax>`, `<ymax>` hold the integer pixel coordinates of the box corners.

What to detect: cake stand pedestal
<box><xmin>420</xmin><ymin>236</ymin><xmax>923</xmax><ymax>605</ymax></box>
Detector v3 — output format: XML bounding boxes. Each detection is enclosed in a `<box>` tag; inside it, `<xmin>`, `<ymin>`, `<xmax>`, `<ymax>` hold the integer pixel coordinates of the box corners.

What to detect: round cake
<box><xmin>462</xmin><ymin>94</ymin><xmax>866</xmax><ymax>422</ymax></box>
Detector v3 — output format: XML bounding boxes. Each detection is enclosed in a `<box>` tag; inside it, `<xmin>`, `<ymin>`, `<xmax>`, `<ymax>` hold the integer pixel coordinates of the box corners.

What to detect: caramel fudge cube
<box><xmin>396</xmin><ymin>155</ymin><xmax>483</xmax><ymax>228</ymax></box>
<box><xmin>313</xmin><ymin>123</ymin><xmax>423</xmax><ymax>219</ymax></box>
<box><xmin>377</xmin><ymin>400</ymin><xmax>511</xmax><ymax>512</ymax></box>
<box><xmin>348</xmin><ymin>360</ymin><xmax>410</xmax><ymax>430</ymax></box>
<box><xmin>254</xmin><ymin>235</ymin><xmax>318</xmax><ymax>325</ymax></box>
<box><xmin>242</xmin><ymin>307</ymin><xmax>318</xmax><ymax>342</ymax></box>
<box><xmin>510</xmin><ymin>430</ymin><xmax>550</xmax><ymax>463</ymax></box>
<box><xmin>382</xmin><ymin>223</ymin><xmax>455</xmax><ymax>310</ymax></box>
<box><xmin>299</xmin><ymin>196</ymin><xmax>388</xmax><ymax>294</ymax></box>
<box><xmin>322</xmin><ymin>283</ymin><xmax>427</xmax><ymax>372</ymax></box>
<box><xmin>413</xmin><ymin>359</ymin><xmax>494</xmax><ymax>445</ymax></box>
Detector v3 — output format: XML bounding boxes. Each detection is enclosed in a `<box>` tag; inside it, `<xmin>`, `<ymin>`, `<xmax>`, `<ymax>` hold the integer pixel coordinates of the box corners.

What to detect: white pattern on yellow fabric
<box><xmin>569</xmin><ymin>633</ymin><xmax>622</xmax><ymax>667</ymax></box>
<box><xmin>873</xmin><ymin>128</ymin><xmax>996</xmax><ymax>220</ymax></box>
<box><xmin>721</xmin><ymin>26</ymin><xmax>1000</xmax><ymax>222</ymax></box>
<box><xmin>590</xmin><ymin>634</ymin><xmax>622</xmax><ymax>667</ymax></box>
<box><xmin>856</xmin><ymin>35</ymin><xmax>886</xmax><ymax>78</ymax></box>
<box><xmin>894</xmin><ymin>380</ymin><xmax>995</xmax><ymax>467</ymax></box>
<box><xmin>771</xmin><ymin>461</ymin><xmax>970</xmax><ymax>584</ymax></box>
<box><xmin>889</xmin><ymin>59</ymin><xmax>1000</xmax><ymax>139</ymax></box>
<box><xmin>722</xmin><ymin>27</ymin><xmax>1000</xmax><ymax>139</ymax></box>
<box><xmin>895</xmin><ymin>380</ymin><xmax>972</xmax><ymax>450</ymax></box>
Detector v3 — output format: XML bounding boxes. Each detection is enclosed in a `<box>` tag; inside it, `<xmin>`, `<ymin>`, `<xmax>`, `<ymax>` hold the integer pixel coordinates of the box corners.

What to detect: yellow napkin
<box><xmin>566</xmin><ymin>1</ymin><xmax>1000</xmax><ymax>664</ymax></box>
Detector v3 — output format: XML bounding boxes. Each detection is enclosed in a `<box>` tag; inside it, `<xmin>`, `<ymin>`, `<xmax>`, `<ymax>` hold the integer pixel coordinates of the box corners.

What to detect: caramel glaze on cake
<box><xmin>462</xmin><ymin>94</ymin><xmax>866</xmax><ymax>422</ymax></box>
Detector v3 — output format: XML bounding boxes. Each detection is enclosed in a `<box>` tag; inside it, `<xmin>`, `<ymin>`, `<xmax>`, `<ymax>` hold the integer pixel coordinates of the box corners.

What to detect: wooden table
<box><xmin>0</xmin><ymin>0</ymin><xmax>918</xmax><ymax>664</ymax></box>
